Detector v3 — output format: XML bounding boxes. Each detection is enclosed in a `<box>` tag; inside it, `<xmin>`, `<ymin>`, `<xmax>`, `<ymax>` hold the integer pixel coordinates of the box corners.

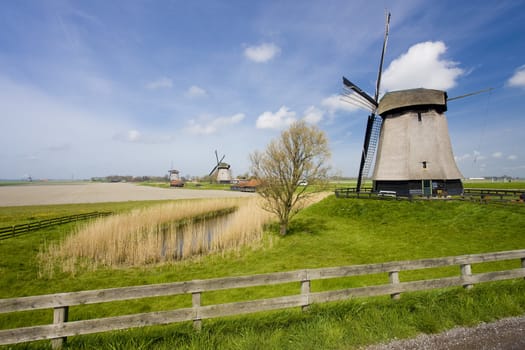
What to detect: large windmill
<box><xmin>208</xmin><ymin>150</ymin><xmax>232</xmax><ymax>184</ymax></box>
<box><xmin>342</xmin><ymin>13</ymin><xmax>464</xmax><ymax>197</ymax></box>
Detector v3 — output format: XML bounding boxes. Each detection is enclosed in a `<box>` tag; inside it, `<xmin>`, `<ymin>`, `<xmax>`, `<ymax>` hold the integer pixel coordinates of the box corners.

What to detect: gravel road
<box><xmin>363</xmin><ymin>316</ymin><xmax>525</xmax><ymax>350</ymax></box>
<box><xmin>0</xmin><ymin>182</ymin><xmax>254</xmax><ymax>207</ymax></box>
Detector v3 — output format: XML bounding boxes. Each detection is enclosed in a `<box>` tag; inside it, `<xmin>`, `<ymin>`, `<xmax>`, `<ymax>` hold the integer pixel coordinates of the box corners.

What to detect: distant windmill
<box><xmin>341</xmin><ymin>12</ymin><xmax>464</xmax><ymax>197</ymax></box>
<box><xmin>208</xmin><ymin>150</ymin><xmax>232</xmax><ymax>184</ymax></box>
<box><xmin>168</xmin><ymin>169</ymin><xmax>184</xmax><ymax>187</ymax></box>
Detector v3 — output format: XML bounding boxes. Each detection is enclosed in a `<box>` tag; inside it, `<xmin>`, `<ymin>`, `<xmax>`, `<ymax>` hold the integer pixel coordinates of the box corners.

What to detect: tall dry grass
<box><xmin>39</xmin><ymin>198</ymin><xmax>274</xmax><ymax>276</ymax></box>
<box><xmin>39</xmin><ymin>193</ymin><xmax>330</xmax><ymax>276</ymax></box>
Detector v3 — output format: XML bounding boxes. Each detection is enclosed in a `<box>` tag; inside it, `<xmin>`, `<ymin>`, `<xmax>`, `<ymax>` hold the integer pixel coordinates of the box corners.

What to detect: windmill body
<box><xmin>168</xmin><ymin>169</ymin><xmax>184</xmax><ymax>187</ymax></box>
<box><xmin>216</xmin><ymin>163</ymin><xmax>232</xmax><ymax>183</ymax></box>
<box><xmin>372</xmin><ymin>88</ymin><xmax>463</xmax><ymax>196</ymax></box>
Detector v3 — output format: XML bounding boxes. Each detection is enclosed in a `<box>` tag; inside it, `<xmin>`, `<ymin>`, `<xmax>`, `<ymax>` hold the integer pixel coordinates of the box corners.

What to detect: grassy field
<box><xmin>1</xmin><ymin>194</ymin><xmax>525</xmax><ymax>349</ymax></box>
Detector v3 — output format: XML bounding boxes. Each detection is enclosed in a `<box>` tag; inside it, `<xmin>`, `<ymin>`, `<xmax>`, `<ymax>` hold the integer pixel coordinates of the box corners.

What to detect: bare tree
<box><xmin>250</xmin><ymin>121</ymin><xmax>331</xmax><ymax>235</ymax></box>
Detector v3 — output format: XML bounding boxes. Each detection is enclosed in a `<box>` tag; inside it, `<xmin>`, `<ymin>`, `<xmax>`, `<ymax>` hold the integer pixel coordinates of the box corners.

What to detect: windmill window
<box><xmin>417</xmin><ymin>112</ymin><xmax>422</xmax><ymax>122</ymax></box>
<box><xmin>422</xmin><ymin>161</ymin><xmax>427</xmax><ymax>169</ymax></box>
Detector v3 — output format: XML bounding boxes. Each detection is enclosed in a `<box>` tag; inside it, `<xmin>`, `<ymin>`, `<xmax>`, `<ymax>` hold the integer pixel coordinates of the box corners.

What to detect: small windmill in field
<box><xmin>168</xmin><ymin>169</ymin><xmax>184</xmax><ymax>187</ymax></box>
<box><xmin>208</xmin><ymin>150</ymin><xmax>232</xmax><ymax>184</ymax></box>
<box><xmin>342</xmin><ymin>12</ymin><xmax>466</xmax><ymax>197</ymax></box>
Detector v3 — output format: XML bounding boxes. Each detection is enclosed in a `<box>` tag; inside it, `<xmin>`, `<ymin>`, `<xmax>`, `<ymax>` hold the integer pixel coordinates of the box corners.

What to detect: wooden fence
<box><xmin>1</xmin><ymin>249</ymin><xmax>524</xmax><ymax>348</ymax></box>
<box><xmin>462</xmin><ymin>188</ymin><xmax>525</xmax><ymax>202</ymax></box>
<box><xmin>0</xmin><ymin>212</ymin><xmax>112</xmax><ymax>240</ymax></box>
<box><xmin>334</xmin><ymin>187</ymin><xmax>525</xmax><ymax>203</ymax></box>
<box><xmin>334</xmin><ymin>187</ymin><xmax>376</xmax><ymax>198</ymax></box>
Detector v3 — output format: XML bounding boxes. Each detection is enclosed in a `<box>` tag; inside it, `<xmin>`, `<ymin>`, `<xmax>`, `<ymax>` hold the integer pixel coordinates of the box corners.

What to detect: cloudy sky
<box><xmin>1</xmin><ymin>0</ymin><xmax>524</xmax><ymax>180</ymax></box>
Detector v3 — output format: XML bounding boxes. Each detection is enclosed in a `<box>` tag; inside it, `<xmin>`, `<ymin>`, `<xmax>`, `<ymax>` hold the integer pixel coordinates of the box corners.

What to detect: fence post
<box><xmin>460</xmin><ymin>264</ymin><xmax>473</xmax><ymax>289</ymax></box>
<box><xmin>301</xmin><ymin>279</ymin><xmax>311</xmax><ymax>311</ymax></box>
<box><xmin>51</xmin><ymin>306</ymin><xmax>69</xmax><ymax>349</ymax></box>
<box><xmin>521</xmin><ymin>258</ymin><xmax>525</xmax><ymax>281</ymax></box>
<box><xmin>192</xmin><ymin>292</ymin><xmax>202</xmax><ymax>331</ymax></box>
<box><xmin>389</xmin><ymin>271</ymin><xmax>401</xmax><ymax>300</ymax></box>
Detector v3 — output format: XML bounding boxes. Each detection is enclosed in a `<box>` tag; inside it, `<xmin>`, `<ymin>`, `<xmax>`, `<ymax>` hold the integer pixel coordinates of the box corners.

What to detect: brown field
<box><xmin>0</xmin><ymin>182</ymin><xmax>253</xmax><ymax>207</ymax></box>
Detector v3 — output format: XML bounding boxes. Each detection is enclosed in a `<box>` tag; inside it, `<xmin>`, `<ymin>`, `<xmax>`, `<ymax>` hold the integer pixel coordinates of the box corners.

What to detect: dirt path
<box><xmin>364</xmin><ymin>316</ymin><xmax>525</xmax><ymax>350</ymax></box>
<box><xmin>0</xmin><ymin>183</ymin><xmax>254</xmax><ymax>207</ymax></box>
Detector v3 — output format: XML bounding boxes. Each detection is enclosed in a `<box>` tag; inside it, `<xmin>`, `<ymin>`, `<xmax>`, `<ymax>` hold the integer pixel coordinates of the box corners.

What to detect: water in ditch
<box><xmin>158</xmin><ymin>214</ymin><xmax>234</xmax><ymax>260</ymax></box>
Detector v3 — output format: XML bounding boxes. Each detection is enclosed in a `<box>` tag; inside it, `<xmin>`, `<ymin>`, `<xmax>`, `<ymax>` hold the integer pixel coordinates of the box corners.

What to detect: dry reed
<box><xmin>39</xmin><ymin>193</ymin><xmax>330</xmax><ymax>276</ymax></box>
<box><xmin>39</xmin><ymin>198</ymin><xmax>274</xmax><ymax>275</ymax></box>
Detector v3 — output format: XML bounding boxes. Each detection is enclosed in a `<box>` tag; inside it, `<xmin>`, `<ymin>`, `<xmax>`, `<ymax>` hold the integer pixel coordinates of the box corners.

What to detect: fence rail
<box><xmin>0</xmin><ymin>212</ymin><xmax>112</xmax><ymax>240</ymax></box>
<box><xmin>463</xmin><ymin>188</ymin><xmax>525</xmax><ymax>201</ymax></box>
<box><xmin>1</xmin><ymin>249</ymin><xmax>524</xmax><ymax>348</ymax></box>
<box><xmin>335</xmin><ymin>187</ymin><xmax>525</xmax><ymax>203</ymax></box>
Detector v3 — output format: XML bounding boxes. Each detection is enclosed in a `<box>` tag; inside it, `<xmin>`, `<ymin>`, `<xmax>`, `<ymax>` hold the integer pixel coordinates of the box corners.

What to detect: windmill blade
<box><xmin>340</xmin><ymin>94</ymin><xmax>375</xmax><ymax>112</ymax></box>
<box><xmin>356</xmin><ymin>11</ymin><xmax>390</xmax><ymax>192</ymax></box>
<box><xmin>341</xmin><ymin>89</ymin><xmax>377</xmax><ymax>111</ymax></box>
<box><xmin>219</xmin><ymin>155</ymin><xmax>225</xmax><ymax>164</ymax></box>
<box><xmin>215</xmin><ymin>150</ymin><xmax>219</xmax><ymax>164</ymax></box>
<box><xmin>356</xmin><ymin>113</ymin><xmax>376</xmax><ymax>192</ymax></box>
<box><xmin>448</xmin><ymin>87</ymin><xmax>494</xmax><ymax>102</ymax></box>
<box><xmin>343</xmin><ymin>77</ymin><xmax>377</xmax><ymax>108</ymax></box>
<box><xmin>374</xmin><ymin>11</ymin><xmax>391</xmax><ymax>102</ymax></box>
<box><xmin>209</xmin><ymin>165</ymin><xmax>219</xmax><ymax>177</ymax></box>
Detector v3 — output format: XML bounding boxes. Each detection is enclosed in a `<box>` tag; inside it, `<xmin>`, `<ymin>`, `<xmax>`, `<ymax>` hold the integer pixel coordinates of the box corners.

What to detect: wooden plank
<box><xmin>396</xmin><ymin>277</ymin><xmax>463</xmax><ymax>293</ymax></box>
<box><xmin>0</xmin><ymin>270</ymin><xmax>306</xmax><ymax>313</ymax></box>
<box><xmin>197</xmin><ymin>295</ymin><xmax>306</xmax><ymax>319</ymax></box>
<box><xmin>467</xmin><ymin>269</ymin><xmax>525</xmax><ymax>284</ymax></box>
<box><xmin>306</xmin><ymin>250</ymin><xmax>525</xmax><ymax>279</ymax></box>
<box><xmin>0</xmin><ymin>308</ymin><xmax>194</xmax><ymax>345</ymax></box>
<box><xmin>309</xmin><ymin>284</ymin><xmax>397</xmax><ymax>304</ymax></box>
<box><xmin>308</xmin><ymin>277</ymin><xmax>465</xmax><ymax>304</ymax></box>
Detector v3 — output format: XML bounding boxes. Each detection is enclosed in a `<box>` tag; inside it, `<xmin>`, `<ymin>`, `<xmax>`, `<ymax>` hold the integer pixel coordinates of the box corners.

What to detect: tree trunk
<box><xmin>280</xmin><ymin>223</ymin><xmax>287</xmax><ymax>236</ymax></box>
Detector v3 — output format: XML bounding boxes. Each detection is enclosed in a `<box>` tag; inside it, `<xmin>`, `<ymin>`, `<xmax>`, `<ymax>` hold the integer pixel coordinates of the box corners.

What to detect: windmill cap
<box><xmin>377</xmin><ymin>88</ymin><xmax>447</xmax><ymax>116</ymax></box>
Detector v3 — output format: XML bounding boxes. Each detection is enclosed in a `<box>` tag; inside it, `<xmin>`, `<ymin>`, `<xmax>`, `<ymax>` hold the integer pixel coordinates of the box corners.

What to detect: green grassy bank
<box><xmin>1</xmin><ymin>195</ymin><xmax>525</xmax><ymax>349</ymax></box>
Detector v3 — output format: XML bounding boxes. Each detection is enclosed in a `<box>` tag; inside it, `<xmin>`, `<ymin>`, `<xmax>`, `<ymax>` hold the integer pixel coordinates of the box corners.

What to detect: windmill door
<box><xmin>422</xmin><ymin>180</ymin><xmax>432</xmax><ymax>197</ymax></box>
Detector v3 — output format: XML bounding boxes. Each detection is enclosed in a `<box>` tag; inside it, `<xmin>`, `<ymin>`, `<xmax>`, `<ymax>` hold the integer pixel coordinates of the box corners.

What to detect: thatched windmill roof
<box><xmin>377</xmin><ymin>88</ymin><xmax>447</xmax><ymax>116</ymax></box>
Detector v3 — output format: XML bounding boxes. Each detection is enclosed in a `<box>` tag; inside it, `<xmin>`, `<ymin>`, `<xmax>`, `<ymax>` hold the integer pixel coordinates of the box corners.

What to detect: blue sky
<box><xmin>1</xmin><ymin>0</ymin><xmax>524</xmax><ymax>180</ymax></box>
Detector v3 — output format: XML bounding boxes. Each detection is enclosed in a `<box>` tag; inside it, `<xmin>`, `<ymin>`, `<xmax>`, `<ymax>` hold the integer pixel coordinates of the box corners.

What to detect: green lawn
<box><xmin>1</xmin><ymin>195</ymin><xmax>525</xmax><ymax>349</ymax></box>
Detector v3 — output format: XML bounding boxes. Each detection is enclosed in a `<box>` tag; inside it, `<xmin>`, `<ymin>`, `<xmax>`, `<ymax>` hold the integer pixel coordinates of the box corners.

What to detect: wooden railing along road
<box><xmin>1</xmin><ymin>249</ymin><xmax>524</xmax><ymax>348</ymax></box>
<box><xmin>0</xmin><ymin>212</ymin><xmax>112</xmax><ymax>240</ymax></box>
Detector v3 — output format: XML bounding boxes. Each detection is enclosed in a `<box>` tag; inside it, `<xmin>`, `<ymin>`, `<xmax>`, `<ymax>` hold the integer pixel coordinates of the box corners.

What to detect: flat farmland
<box><xmin>0</xmin><ymin>182</ymin><xmax>253</xmax><ymax>207</ymax></box>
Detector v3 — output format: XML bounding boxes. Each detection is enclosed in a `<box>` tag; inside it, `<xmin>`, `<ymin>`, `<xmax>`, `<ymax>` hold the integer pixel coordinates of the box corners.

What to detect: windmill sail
<box><xmin>361</xmin><ymin>116</ymin><xmax>382</xmax><ymax>178</ymax></box>
<box><xmin>353</xmin><ymin>11</ymin><xmax>390</xmax><ymax>192</ymax></box>
<box><xmin>209</xmin><ymin>151</ymin><xmax>225</xmax><ymax>177</ymax></box>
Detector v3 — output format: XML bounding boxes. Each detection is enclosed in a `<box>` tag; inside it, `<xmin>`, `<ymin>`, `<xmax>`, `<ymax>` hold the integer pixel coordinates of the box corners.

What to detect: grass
<box><xmin>463</xmin><ymin>180</ymin><xmax>525</xmax><ymax>190</ymax></box>
<box><xmin>1</xmin><ymin>195</ymin><xmax>525</xmax><ymax>348</ymax></box>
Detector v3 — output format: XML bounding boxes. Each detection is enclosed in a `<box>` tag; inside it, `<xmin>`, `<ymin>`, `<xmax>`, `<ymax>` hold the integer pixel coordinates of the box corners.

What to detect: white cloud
<box><xmin>507</xmin><ymin>65</ymin><xmax>525</xmax><ymax>88</ymax></box>
<box><xmin>84</xmin><ymin>75</ymin><xmax>113</xmax><ymax>95</ymax></box>
<box><xmin>113</xmin><ymin>129</ymin><xmax>142</xmax><ymax>142</ymax></box>
<box><xmin>455</xmin><ymin>153</ymin><xmax>471</xmax><ymax>162</ymax></box>
<box><xmin>492</xmin><ymin>151</ymin><xmax>503</xmax><ymax>158</ymax></box>
<box><xmin>472</xmin><ymin>150</ymin><xmax>486</xmax><ymax>162</ymax></box>
<box><xmin>187</xmin><ymin>113</ymin><xmax>245</xmax><ymax>135</ymax></box>
<box><xmin>256</xmin><ymin>106</ymin><xmax>296</xmax><ymax>129</ymax></box>
<box><xmin>322</xmin><ymin>94</ymin><xmax>359</xmax><ymax>114</ymax></box>
<box><xmin>382</xmin><ymin>41</ymin><xmax>464</xmax><ymax>91</ymax></box>
<box><xmin>145</xmin><ymin>77</ymin><xmax>173</xmax><ymax>90</ymax></box>
<box><xmin>244</xmin><ymin>43</ymin><xmax>281</xmax><ymax>63</ymax></box>
<box><xmin>186</xmin><ymin>85</ymin><xmax>207</xmax><ymax>98</ymax></box>
<box><xmin>112</xmin><ymin>129</ymin><xmax>175</xmax><ymax>144</ymax></box>
<box><xmin>303</xmin><ymin>106</ymin><xmax>324</xmax><ymax>124</ymax></box>
<box><xmin>508</xmin><ymin>154</ymin><xmax>517</xmax><ymax>160</ymax></box>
